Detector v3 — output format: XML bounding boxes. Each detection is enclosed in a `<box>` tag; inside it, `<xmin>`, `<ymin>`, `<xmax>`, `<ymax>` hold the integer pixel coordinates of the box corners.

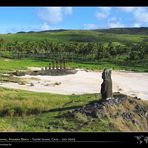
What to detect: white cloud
<box><xmin>84</xmin><ymin>24</ymin><xmax>97</xmax><ymax>29</ymax></box>
<box><xmin>109</xmin><ymin>17</ymin><xmax>118</xmax><ymax>22</ymax></box>
<box><xmin>133</xmin><ymin>7</ymin><xmax>148</xmax><ymax>24</ymax></box>
<box><xmin>40</xmin><ymin>23</ymin><xmax>50</xmax><ymax>30</ymax></box>
<box><xmin>38</xmin><ymin>7</ymin><xmax>62</xmax><ymax>24</ymax></box>
<box><xmin>108</xmin><ymin>17</ymin><xmax>125</xmax><ymax>28</ymax></box>
<box><xmin>117</xmin><ymin>7</ymin><xmax>148</xmax><ymax>26</ymax></box>
<box><xmin>133</xmin><ymin>23</ymin><xmax>141</xmax><ymax>27</ymax></box>
<box><xmin>38</xmin><ymin>7</ymin><xmax>72</xmax><ymax>24</ymax></box>
<box><xmin>108</xmin><ymin>22</ymin><xmax>125</xmax><ymax>28</ymax></box>
<box><xmin>116</xmin><ymin>7</ymin><xmax>148</xmax><ymax>27</ymax></box>
<box><xmin>95</xmin><ymin>7</ymin><xmax>112</xmax><ymax>20</ymax></box>
<box><xmin>64</xmin><ymin>7</ymin><xmax>72</xmax><ymax>15</ymax></box>
<box><xmin>117</xmin><ymin>7</ymin><xmax>136</xmax><ymax>12</ymax></box>
<box><xmin>95</xmin><ymin>12</ymin><xmax>108</xmax><ymax>19</ymax></box>
<box><xmin>95</xmin><ymin>7</ymin><xmax>148</xmax><ymax>28</ymax></box>
<box><xmin>97</xmin><ymin>7</ymin><xmax>112</xmax><ymax>12</ymax></box>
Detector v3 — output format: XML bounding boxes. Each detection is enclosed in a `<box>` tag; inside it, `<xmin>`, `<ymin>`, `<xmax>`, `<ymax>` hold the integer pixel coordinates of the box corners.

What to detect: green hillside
<box><xmin>0</xmin><ymin>28</ymin><xmax>147</xmax><ymax>72</ymax></box>
<box><xmin>97</xmin><ymin>27</ymin><xmax>148</xmax><ymax>35</ymax></box>
<box><xmin>0</xmin><ymin>87</ymin><xmax>147</xmax><ymax>132</ymax></box>
<box><xmin>0</xmin><ymin>29</ymin><xmax>147</xmax><ymax>43</ymax></box>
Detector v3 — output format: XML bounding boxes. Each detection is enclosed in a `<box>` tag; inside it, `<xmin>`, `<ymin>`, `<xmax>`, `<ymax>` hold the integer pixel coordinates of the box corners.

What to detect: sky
<box><xmin>0</xmin><ymin>7</ymin><xmax>148</xmax><ymax>34</ymax></box>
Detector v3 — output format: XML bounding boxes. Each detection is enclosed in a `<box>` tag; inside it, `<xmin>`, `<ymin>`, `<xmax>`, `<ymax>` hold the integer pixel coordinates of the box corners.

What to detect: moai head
<box><xmin>60</xmin><ymin>60</ymin><xmax>62</xmax><ymax>69</ymax></box>
<box><xmin>102</xmin><ymin>68</ymin><xmax>112</xmax><ymax>80</ymax></box>
<box><xmin>49</xmin><ymin>63</ymin><xmax>51</xmax><ymax>70</ymax></box>
<box><xmin>45</xmin><ymin>66</ymin><xmax>47</xmax><ymax>71</ymax></box>
<box><xmin>101</xmin><ymin>68</ymin><xmax>113</xmax><ymax>100</ymax></box>
<box><xmin>52</xmin><ymin>61</ymin><xmax>55</xmax><ymax>69</ymax></box>
<box><xmin>63</xmin><ymin>59</ymin><xmax>66</xmax><ymax>69</ymax></box>
<box><xmin>56</xmin><ymin>60</ymin><xmax>58</xmax><ymax>69</ymax></box>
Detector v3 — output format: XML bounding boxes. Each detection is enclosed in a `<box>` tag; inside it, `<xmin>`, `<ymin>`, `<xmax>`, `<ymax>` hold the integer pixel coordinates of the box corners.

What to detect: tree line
<box><xmin>0</xmin><ymin>38</ymin><xmax>147</xmax><ymax>62</ymax></box>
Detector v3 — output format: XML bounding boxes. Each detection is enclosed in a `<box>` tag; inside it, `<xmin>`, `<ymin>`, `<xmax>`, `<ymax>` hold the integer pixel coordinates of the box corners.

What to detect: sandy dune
<box><xmin>0</xmin><ymin>69</ymin><xmax>148</xmax><ymax>100</ymax></box>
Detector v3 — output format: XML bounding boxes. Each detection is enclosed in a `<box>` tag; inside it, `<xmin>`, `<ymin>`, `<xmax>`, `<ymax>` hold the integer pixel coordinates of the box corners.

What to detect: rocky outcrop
<box><xmin>11</xmin><ymin>68</ymin><xmax>77</xmax><ymax>76</ymax></box>
<box><xmin>29</xmin><ymin>69</ymin><xmax>77</xmax><ymax>76</ymax></box>
<box><xmin>68</xmin><ymin>92</ymin><xmax>148</xmax><ymax>131</ymax></box>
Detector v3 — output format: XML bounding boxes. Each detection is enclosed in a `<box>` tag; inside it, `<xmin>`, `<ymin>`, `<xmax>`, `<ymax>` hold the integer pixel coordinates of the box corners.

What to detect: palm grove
<box><xmin>0</xmin><ymin>31</ymin><xmax>147</xmax><ymax>68</ymax></box>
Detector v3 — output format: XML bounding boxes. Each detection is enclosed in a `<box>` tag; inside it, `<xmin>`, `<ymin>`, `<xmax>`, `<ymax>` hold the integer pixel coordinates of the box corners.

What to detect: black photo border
<box><xmin>0</xmin><ymin>0</ymin><xmax>147</xmax><ymax>6</ymax></box>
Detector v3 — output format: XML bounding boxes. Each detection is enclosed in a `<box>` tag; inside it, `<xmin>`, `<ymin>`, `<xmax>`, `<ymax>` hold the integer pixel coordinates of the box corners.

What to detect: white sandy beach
<box><xmin>0</xmin><ymin>68</ymin><xmax>148</xmax><ymax>100</ymax></box>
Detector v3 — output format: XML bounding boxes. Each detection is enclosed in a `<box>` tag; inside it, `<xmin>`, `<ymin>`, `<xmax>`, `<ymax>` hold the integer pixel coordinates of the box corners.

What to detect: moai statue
<box><xmin>60</xmin><ymin>60</ymin><xmax>62</xmax><ymax>69</ymax></box>
<box><xmin>45</xmin><ymin>66</ymin><xmax>47</xmax><ymax>71</ymax></box>
<box><xmin>58</xmin><ymin>60</ymin><xmax>60</xmax><ymax>69</ymax></box>
<box><xmin>16</xmin><ymin>70</ymin><xmax>19</xmax><ymax>75</ymax></box>
<box><xmin>63</xmin><ymin>60</ymin><xmax>66</xmax><ymax>69</ymax></box>
<box><xmin>100</xmin><ymin>68</ymin><xmax>113</xmax><ymax>100</ymax></box>
<box><xmin>61</xmin><ymin>60</ymin><xmax>63</xmax><ymax>69</ymax></box>
<box><xmin>52</xmin><ymin>61</ymin><xmax>55</xmax><ymax>70</ymax></box>
<box><xmin>48</xmin><ymin>63</ymin><xmax>51</xmax><ymax>70</ymax></box>
<box><xmin>41</xmin><ymin>67</ymin><xmax>44</xmax><ymax>71</ymax></box>
<box><xmin>56</xmin><ymin>60</ymin><xmax>58</xmax><ymax>69</ymax></box>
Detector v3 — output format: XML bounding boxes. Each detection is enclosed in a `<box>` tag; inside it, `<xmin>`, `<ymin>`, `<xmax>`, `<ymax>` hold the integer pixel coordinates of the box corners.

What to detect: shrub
<box><xmin>19</xmin><ymin>81</ymin><xmax>26</xmax><ymax>85</ymax></box>
<box><xmin>74</xmin><ymin>112</ymin><xmax>88</xmax><ymax>123</ymax></box>
<box><xmin>0</xmin><ymin>108</ymin><xmax>15</xmax><ymax>117</ymax></box>
<box><xmin>54</xmin><ymin>82</ymin><xmax>61</xmax><ymax>86</ymax></box>
<box><xmin>30</xmin><ymin>83</ymin><xmax>34</xmax><ymax>86</ymax></box>
<box><xmin>0</xmin><ymin>106</ymin><xmax>27</xmax><ymax>117</ymax></box>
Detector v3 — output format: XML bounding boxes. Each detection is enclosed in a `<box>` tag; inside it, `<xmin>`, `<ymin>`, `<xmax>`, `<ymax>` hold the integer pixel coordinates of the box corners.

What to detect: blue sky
<box><xmin>0</xmin><ymin>7</ymin><xmax>148</xmax><ymax>34</ymax></box>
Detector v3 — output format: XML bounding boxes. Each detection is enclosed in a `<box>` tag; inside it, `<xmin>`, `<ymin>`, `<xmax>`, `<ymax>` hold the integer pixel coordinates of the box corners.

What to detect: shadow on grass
<box><xmin>42</xmin><ymin>105</ymin><xmax>82</xmax><ymax>113</ymax></box>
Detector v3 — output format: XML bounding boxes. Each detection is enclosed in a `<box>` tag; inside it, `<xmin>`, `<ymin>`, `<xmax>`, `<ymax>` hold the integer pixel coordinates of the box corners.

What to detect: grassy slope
<box><xmin>0</xmin><ymin>87</ymin><xmax>147</xmax><ymax>132</ymax></box>
<box><xmin>0</xmin><ymin>87</ymin><xmax>105</xmax><ymax>132</ymax></box>
<box><xmin>0</xmin><ymin>30</ymin><xmax>147</xmax><ymax>43</ymax></box>
<box><xmin>0</xmin><ymin>58</ymin><xmax>48</xmax><ymax>73</ymax></box>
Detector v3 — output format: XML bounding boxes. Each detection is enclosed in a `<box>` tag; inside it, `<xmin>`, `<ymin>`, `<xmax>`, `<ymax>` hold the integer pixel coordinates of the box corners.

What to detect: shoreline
<box><xmin>0</xmin><ymin>69</ymin><xmax>148</xmax><ymax>100</ymax></box>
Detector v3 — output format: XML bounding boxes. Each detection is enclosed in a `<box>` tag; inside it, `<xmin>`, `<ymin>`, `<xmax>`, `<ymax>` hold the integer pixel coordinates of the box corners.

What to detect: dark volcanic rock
<box><xmin>12</xmin><ymin>70</ymin><xmax>25</xmax><ymax>76</ymax></box>
<box><xmin>121</xmin><ymin>112</ymin><xmax>134</xmax><ymax>121</ymax></box>
<box><xmin>134</xmin><ymin>104</ymin><xmax>147</xmax><ymax>117</ymax></box>
<box><xmin>67</xmin><ymin>92</ymin><xmax>148</xmax><ymax>131</ymax></box>
<box><xmin>29</xmin><ymin>69</ymin><xmax>77</xmax><ymax>76</ymax></box>
<box><xmin>12</xmin><ymin>69</ymin><xmax>78</xmax><ymax>76</ymax></box>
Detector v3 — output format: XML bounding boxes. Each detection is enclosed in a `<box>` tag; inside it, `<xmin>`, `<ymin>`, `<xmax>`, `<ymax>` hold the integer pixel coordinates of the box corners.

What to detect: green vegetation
<box><xmin>0</xmin><ymin>87</ymin><xmax>147</xmax><ymax>132</ymax></box>
<box><xmin>0</xmin><ymin>29</ymin><xmax>147</xmax><ymax>72</ymax></box>
<box><xmin>0</xmin><ymin>87</ymin><xmax>104</xmax><ymax>132</ymax></box>
<box><xmin>1</xmin><ymin>30</ymin><xmax>147</xmax><ymax>42</ymax></box>
<box><xmin>0</xmin><ymin>58</ymin><xmax>47</xmax><ymax>73</ymax></box>
<box><xmin>0</xmin><ymin>57</ymin><xmax>147</xmax><ymax>74</ymax></box>
<box><xmin>0</xmin><ymin>28</ymin><xmax>147</xmax><ymax>131</ymax></box>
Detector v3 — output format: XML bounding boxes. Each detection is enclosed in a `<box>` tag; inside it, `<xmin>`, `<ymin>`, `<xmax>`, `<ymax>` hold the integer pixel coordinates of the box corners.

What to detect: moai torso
<box><xmin>49</xmin><ymin>63</ymin><xmax>51</xmax><ymax>70</ymax></box>
<box><xmin>56</xmin><ymin>61</ymin><xmax>58</xmax><ymax>69</ymax></box>
<box><xmin>52</xmin><ymin>61</ymin><xmax>55</xmax><ymax>69</ymax></box>
<box><xmin>60</xmin><ymin>60</ymin><xmax>62</xmax><ymax>69</ymax></box>
<box><xmin>63</xmin><ymin>60</ymin><xmax>66</xmax><ymax>69</ymax></box>
<box><xmin>101</xmin><ymin>69</ymin><xmax>113</xmax><ymax>100</ymax></box>
<box><xmin>45</xmin><ymin>66</ymin><xmax>47</xmax><ymax>71</ymax></box>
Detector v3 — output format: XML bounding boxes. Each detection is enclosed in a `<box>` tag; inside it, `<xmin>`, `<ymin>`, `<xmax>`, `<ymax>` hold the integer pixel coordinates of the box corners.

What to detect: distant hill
<box><xmin>17</xmin><ymin>31</ymin><xmax>26</xmax><ymax>34</ymax></box>
<box><xmin>16</xmin><ymin>29</ymin><xmax>69</xmax><ymax>34</ymax></box>
<box><xmin>16</xmin><ymin>27</ymin><xmax>148</xmax><ymax>35</ymax></box>
<box><xmin>96</xmin><ymin>27</ymin><xmax>148</xmax><ymax>35</ymax></box>
<box><xmin>38</xmin><ymin>29</ymin><xmax>69</xmax><ymax>33</ymax></box>
<box><xmin>2</xmin><ymin>27</ymin><xmax>147</xmax><ymax>44</ymax></box>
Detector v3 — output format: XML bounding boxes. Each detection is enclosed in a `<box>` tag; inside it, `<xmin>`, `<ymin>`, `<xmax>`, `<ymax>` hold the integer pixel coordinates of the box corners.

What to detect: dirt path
<box><xmin>0</xmin><ymin>69</ymin><xmax>148</xmax><ymax>100</ymax></box>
